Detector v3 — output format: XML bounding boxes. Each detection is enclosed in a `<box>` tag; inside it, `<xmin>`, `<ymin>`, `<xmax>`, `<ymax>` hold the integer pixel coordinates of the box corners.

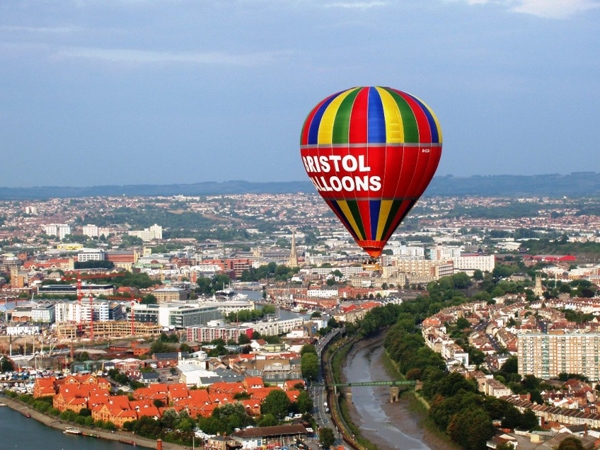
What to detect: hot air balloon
<box><xmin>300</xmin><ymin>86</ymin><xmax>442</xmax><ymax>262</ymax></box>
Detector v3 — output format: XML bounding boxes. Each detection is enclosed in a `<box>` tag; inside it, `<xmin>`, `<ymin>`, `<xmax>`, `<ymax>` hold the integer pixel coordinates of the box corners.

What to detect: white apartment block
<box><xmin>44</xmin><ymin>224</ymin><xmax>71</xmax><ymax>239</ymax></box>
<box><xmin>436</xmin><ymin>263</ymin><xmax>456</xmax><ymax>279</ymax></box>
<box><xmin>386</xmin><ymin>260</ymin><xmax>454</xmax><ymax>283</ymax></box>
<box><xmin>518</xmin><ymin>332</ymin><xmax>600</xmax><ymax>381</ymax></box>
<box><xmin>307</xmin><ymin>288</ymin><xmax>339</xmax><ymax>298</ymax></box>
<box><xmin>430</xmin><ymin>245</ymin><xmax>462</xmax><ymax>261</ymax></box>
<box><xmin>77</xmin><ymin>248</ymin><xmax>106</xmax><ymax>262</ymax></box>
<box><xmin>299</xmin><ymin>266</ymin><xmax>365</xmax><ymax>277</ymax></box>
<box><xmin>395</xmin><ymin>260</ymin><xmax>448</xmax><ymax>278</ymax></box>
<box><xmin>82</xmin><ymin>224</ymin><xmax>99</xmax><ymax>238</ymax></box>
<box><xmin>31</xmin><ymin>303</ymin><xmax>56</xmax><ymax>323</ymax></box>
<box><xmin>128</xmin><ymin>224</ymin><xmax>163</xmax><ymax>242</ymax></box>
<box><xmin>390</xmin><ymin>245</ymin><xmax>426</xmax><ymax>259</ymax></box>
<box><xmin>204</xmin><ymin>300</ymin><xmax>255</xmax><ymax>316</ymax></box>
<box><xmin>186</xmin><ymin>325</ymin><xmax>253</xmax><ymax>343</ymax></box>
<box><xmin>98</xmin><ymin>227</ymin><xmax>112</xmax><ymax>238</ymax></box>
<box><xmin>245</xmin><ymin>318</ymin><xmax>305</xmax><ymax>337</ymax></box>
<box><xmin>7</xmin><ymin>325</ymin><xmax>41</xmax><ymax>336</ymax></box>
<box><xmin>191</xmin><ymin>265</ymin><xmax>222</xmax><ymax>278</ymax></box>
<box><xmin>453</xmin><ymin>253</ymin><xmax>495</xmax><ymax>273</ymax></box>
<box><xmin>54</xmin><ymin>300</ymin><xmax>110</xmax><ymax>324</ymax></box>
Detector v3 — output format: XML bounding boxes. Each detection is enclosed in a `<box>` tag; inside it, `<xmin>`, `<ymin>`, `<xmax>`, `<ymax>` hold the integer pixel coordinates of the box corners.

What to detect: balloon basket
<box><xmin>362</xmin><ymin>258</ymin><xmax>382</xmax><ymax>272</ymax></box>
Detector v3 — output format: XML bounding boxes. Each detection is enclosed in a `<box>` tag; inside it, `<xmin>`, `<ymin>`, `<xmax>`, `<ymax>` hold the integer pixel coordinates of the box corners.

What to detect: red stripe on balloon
<box><xmin>348</xmin><ymin>88</ymin><xmax>369</xmax><ymax>144</ymax></box>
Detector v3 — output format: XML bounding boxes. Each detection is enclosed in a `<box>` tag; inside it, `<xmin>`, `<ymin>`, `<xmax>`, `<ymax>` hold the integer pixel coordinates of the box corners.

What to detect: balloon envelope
<box><xmin>300</xmin><ymin>86</ymin><xmax>443</xmax><ymax>258</ymax></box>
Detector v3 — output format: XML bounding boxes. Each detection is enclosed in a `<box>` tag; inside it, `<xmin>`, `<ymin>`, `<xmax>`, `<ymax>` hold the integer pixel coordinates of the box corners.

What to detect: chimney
<box><xmin>156</xmin><ymin>438</ymin><xmax>163</xmax><ymax>450</ymax></box>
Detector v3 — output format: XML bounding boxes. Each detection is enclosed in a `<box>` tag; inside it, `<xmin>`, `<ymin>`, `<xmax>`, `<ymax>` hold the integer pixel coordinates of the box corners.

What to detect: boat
<box><xmin>0</xmin><ymin>403</ymin><xmax>7</xmax><ymax>407</ymax></box>
<box><xmin>215</xmin><ymin>284</ymin><xmax>248</xmax><ymax>300</ymax></box>
<box><xmin>22</xmin><ymin>411</ymin><xmax>31</xmax><ymax>418</ymax></box>
<box><xmin>64</xmin><ymin>427</ymin><xmax>82</xmax><ymax>435</ymax></box>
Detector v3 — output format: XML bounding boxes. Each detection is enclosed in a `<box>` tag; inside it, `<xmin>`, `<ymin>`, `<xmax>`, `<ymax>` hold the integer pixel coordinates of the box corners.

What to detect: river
<box><xmin>2</xmin><ymin>294</ymin><xmax>427</xmax><ymax>450</ymax></box>
<box><xmin>0</xmin><ymin>406</ymin><xmax>134</xmax><ymax>450</ymax></box>
<box><xmin>0</xmin><ymin>290</ymin><xmax>302</xmax><ymax>450</ymax></box>
<box><xmin>343</xmin><ymin>337</ymin><xmax>447</xmax><ymax>450</ymax></box>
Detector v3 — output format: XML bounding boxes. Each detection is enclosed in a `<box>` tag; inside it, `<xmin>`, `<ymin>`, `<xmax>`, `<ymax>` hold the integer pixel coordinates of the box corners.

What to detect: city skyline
<box><xmin>1</xmin><ymin>0</ymin><xmax>599</xmax><ymax>188</ymax></box>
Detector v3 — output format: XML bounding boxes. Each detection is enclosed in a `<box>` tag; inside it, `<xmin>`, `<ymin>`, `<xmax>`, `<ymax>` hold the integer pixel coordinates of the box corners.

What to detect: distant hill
<box><xmin>426</xmin><ymin>173</ymin><xmax>600</xmax><ymax>197</ymax></box>
<box><xmin>1</xmin><ymin>173</ymin><xmax>600</xmax><ymax>199</ymax></box>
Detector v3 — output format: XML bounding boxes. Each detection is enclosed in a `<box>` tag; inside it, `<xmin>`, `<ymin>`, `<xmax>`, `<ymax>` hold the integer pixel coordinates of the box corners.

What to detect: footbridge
<box><xmin>314</xmin><ymin>380</ymin><xmax>417</xmax><ymax>403</ymax></box>
<box><xmin>315</xmin><ymin>380</ymin><xmax>415</xmax><ymax>388</ymax></box>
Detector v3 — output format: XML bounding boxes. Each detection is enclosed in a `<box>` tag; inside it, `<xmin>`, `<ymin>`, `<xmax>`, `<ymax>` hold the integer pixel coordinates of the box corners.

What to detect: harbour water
<box><xmin>0</xmin><ymin>290</ymin><xmax>306</xmax><ymax>449</ymax></box>
<box><xmin>241</xmin><ymin>289</ymin><xmax>309</xmax><ymax>321</ymax></box>
<box><xmin>0</xmin><ymin>406</ymin><xmax>133</xmax><ymax>450</ymax></box>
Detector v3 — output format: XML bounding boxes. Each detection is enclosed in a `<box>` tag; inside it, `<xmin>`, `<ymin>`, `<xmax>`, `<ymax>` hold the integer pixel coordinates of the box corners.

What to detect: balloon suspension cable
<box><xmin>362</xmin><ymin>255</ymin><xmax>382</xmax><ymax>272</ymax></box>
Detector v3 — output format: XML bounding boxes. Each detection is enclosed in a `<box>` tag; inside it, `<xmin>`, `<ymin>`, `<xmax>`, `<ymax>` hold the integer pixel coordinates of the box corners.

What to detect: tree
<box><xmin>119</xmin><ymin>272</ymin><xmax>156</xmax><ymax>289</ymax></box>
<box><xmin>261</xmin><ymin>390</ymin><xmax>291</xmax><ymax>420</ymax></box>
<box><xmin>300</xmin><ymin>344</ymin><xmax>317</xmax><ymax>356</ymax></box>
<box><xmin>496</xmin><ymin>443</ymin><xmax>515</xmax><ymax>450</ymax></box>
<box><xmin>74</xmin><ymin>260</ymin><xmax>115</xmax><ymax>270</ymax></box>
<box><xmin>294</xmin><ymin>391</ymin><xmax>313</xmax><ymax>415</ymax></box>
<box><xmin>501</xmin><ymin>356</ymin><xmax>519</xmax><ymax>374</ymax></box>
<box><xmin>455</xmin><ymin>317</ymin><xmax>470</xmax><ymax>330</ymax></box>
<box><xmin>0</xmin><ymin>356</ymin><xmax>14</xmax><ymax>372</ymax></box>
<box><xmin>258</xmin><ymin>413</ymin><xmax>278</xmax><ymax>427</ymax></box>
<box><xmin>141</xmin><ymin>294</ymin><xmax>158</xmax><ymax>305</ymax></box>
<box><xmin>200</xmin><ymin>403</ymin><xmax>254</xmax><ymax>435</ymax></box>
<box><xmin>560</xmin><ymin>284</ymin><xmax>572</xmax><ymax>294</ymax></box>
<box><xmin>319</xmin><ymin>427</ymin><xmax>335</xmax><ymax>449</ymax></box>
<box><xmin>301</xmin><ymin>352</ymin><xmax>319</xmax><ymax>381</ymax></box>
<box><xmin>179</xmin><ymin>343</ymin><xmax>191</xmax><ymax>353</ymax></box>
<box><xmin>557</xmin><ymin>436</ymin><xmax>584</xmax><ymax>450</ymax></box>
<box><xmin>520</xmin><ymin>409</ymin><xmax>538</xmax><ymax>430</ymax></box>
<box><xmin>446</xmin><ymin>407</ymin><xmax>495</xmax><ymax>450</ymax></box>
<box><xmin>452</xmin><ymin>272</ymin><xmax>471</xmax><ymax>289</ymax></box>
<box><xmin>501</xmin><ymin>406</ymin><xmax>522</xmax><ymax>429</ymax></box>
<box><xmin>406</xmin><ymin>368</ymin><xmax>422</xmax><ymax>380</ymax></box>
<box><xmin>150</xmin><ymin>338</ymin><xmax>177</xmax><ymax>355</ymax></box>
<box><xmin>262</xmin><ymin>304</ymin><xmax>276</xmax><ymax>315</ymax></box>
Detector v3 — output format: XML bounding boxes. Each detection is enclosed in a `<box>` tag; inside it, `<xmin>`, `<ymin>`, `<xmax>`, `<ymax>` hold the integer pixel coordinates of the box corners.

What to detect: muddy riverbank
<box><xmin>342</xmin><ymin>335</ymin><xmax>457</xmax><ymax>450</ymax></box>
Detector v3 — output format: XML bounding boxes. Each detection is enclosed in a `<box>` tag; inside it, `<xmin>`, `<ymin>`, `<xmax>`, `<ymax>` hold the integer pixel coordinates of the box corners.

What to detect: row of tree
<box><xmin>348</xmin><ymin>276</ymin><xmax>532</xmax><ymax>449</ymax></box>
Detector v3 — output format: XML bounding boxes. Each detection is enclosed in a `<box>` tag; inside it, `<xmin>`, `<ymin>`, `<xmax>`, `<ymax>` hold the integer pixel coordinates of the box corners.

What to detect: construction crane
<box><xmin>76</xmin><ymin>278</ymin><xmax>84</xmax><ymax>337</ymax></box>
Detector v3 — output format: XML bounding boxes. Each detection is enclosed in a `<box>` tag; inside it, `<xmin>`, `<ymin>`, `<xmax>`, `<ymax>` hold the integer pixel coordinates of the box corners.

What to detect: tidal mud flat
<box><xmin>343</xmin><ymin>336</ymin><xmax>455</xmax><ymax>450</ymax></box>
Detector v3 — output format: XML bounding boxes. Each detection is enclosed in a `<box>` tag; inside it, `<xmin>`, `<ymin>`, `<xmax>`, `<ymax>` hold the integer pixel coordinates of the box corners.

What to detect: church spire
<box><xmin>288</xmin><ymin>230</ymin><xmax>298</xmax><ymax>268</ymax></box>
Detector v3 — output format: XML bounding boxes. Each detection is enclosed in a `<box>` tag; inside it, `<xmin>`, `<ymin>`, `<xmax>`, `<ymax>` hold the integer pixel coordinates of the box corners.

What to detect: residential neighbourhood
<box><xmin>2</xmin><ymin>192</ymin><xmax>600</xmax><ymax>449</ymax></box>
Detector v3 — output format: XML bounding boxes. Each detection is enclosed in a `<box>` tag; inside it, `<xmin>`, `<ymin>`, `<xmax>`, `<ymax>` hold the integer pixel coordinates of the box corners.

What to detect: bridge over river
<box><xmin>314</xmin><ymin>380</ymin><xmax>417</xmax><ymax>403</ymax></box>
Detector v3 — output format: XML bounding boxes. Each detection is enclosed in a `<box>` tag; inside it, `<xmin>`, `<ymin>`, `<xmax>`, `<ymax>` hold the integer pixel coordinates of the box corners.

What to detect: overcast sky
<box><xmin>1</xmin><ymin>0</ymin><xmax>599</xmax><ymax>188</ymax></box>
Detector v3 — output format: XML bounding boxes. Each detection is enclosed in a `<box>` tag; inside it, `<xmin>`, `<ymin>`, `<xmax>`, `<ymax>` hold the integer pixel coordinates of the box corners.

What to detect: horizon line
<box><xmin>1</xmin><ymin>172</ymin><xmax>598</xmax><ymax>190</ymax></box>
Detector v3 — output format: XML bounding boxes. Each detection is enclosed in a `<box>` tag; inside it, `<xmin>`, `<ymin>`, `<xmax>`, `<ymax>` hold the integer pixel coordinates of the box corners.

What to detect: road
<box><xmin>309</xmin><ymin>328</ymin><xmax>344</xmax><ymax>448</ymax></box>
